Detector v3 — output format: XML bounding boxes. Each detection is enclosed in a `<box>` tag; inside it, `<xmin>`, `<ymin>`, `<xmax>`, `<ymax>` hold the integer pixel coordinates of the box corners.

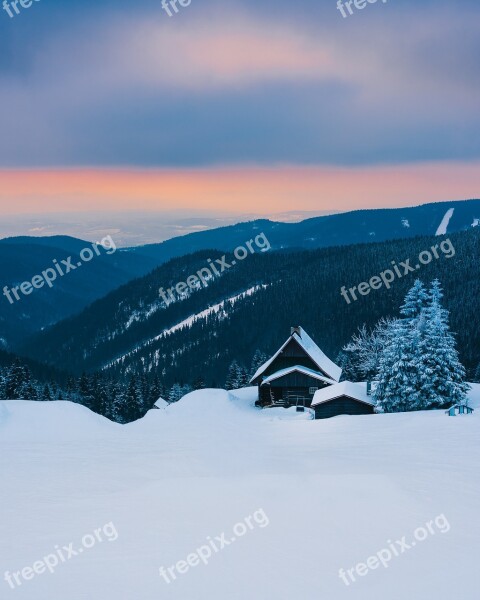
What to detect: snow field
<box><xmin>1</xmin><ymin>385</ymin><xmax>479</xmax><ymax>599</ymax></box>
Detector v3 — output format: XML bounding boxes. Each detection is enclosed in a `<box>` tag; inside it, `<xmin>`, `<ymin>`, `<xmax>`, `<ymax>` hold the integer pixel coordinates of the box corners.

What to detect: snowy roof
<box><xmin>261</xmin><ymin>365</ymin><xmax>336</xmax><ymax>386</ymax></box>
<box><xmin>250</xmin><ymin>326</ymin><xmax>342</xmax><ymax>383</ymax></box>
<box><xmin>311</xmin><ymin>381</ymin><xmax>375</xmax><ymax>407</ymax></box>
<box><xmin>154</xmin><ymin>397</ymin><xmax>169</xmax><ymax>409</ymax></box>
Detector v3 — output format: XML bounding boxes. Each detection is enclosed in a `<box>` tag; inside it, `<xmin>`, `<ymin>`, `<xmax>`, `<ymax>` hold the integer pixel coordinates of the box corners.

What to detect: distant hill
<box><xmin>0</xmin><ymin>237</ymin><xmax>159</xmax><ymax>344</ymax></box>
<box><xmin>127</xmin><ymin>199</ymin><xmax>480</xmax><ymax>261</ymax></box>
<box><xmin>1</xmin><ymin>199</ymin><xmax>479</xmax><ymax>346</ymax></box>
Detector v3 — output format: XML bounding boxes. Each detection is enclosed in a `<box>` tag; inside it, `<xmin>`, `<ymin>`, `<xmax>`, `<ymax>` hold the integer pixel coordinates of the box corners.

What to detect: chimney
<box><xmin>291</xmin><ymin>326</ymin><xmax>301</xmax><ymax>337</ymax></box>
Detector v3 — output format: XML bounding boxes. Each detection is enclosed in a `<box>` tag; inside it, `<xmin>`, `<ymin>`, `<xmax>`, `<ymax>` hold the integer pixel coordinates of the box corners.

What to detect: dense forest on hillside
<box><xmin>17</xmin><ymin>228</ymin><xmax>480</xmax><ymax>392</ymax></box>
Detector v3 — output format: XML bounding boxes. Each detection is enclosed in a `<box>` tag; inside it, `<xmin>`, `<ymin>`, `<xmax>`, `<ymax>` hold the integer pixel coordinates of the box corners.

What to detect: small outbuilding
<box><xmin>445</xmin><ymin>404</ymin><xmax>474</xmax><ymax>416</ymax></box>
<box><xmin>154</xmin><ymin>397</ymin><xmax>169</xmax><ymax>410</ymax></box>
<box><xmin>311</xmin><ymin>381</ymin><xmax>375</xmax><ymax>420</ymax></box>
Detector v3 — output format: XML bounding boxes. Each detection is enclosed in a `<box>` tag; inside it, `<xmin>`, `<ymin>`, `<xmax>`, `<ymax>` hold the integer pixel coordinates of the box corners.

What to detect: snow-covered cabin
<box><xmin>250</xmin><ymin>326</ymin><xmax>342</xmax><ymax>409</ymax></box>
<box><xmin>311</xmin><ymin>381</ymin><xmax>375</xmax><ymax>419</ymax></box>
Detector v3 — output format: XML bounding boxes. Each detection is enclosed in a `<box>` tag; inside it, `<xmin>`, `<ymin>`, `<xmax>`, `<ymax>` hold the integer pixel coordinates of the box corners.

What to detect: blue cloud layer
<box><xmin>0</xmin><ymin>0</ymin><xmax>478</xmax><ymax>167</ymax></box>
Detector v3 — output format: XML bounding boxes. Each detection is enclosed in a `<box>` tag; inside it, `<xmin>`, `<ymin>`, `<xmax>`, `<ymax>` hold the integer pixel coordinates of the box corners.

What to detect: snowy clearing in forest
<box><xmin>1</xmin><ymin>385</ymin><xmax>479</xmax><ymax>599</ymax></box>
<box><xmin>435</xmin><ymin>208</ymin><xmax>454</xmax><ymax>235</ymax></box>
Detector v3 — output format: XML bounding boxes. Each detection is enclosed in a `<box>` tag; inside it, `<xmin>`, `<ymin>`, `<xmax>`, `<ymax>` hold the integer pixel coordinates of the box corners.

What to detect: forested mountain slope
<box><xmin>18</xmin><ymin>228</ymin><xmax>480</xmax><ymax>387</ymax></box>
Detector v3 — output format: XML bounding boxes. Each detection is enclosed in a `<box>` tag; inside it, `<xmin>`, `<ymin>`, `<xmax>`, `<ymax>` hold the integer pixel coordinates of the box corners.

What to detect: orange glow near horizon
<box><xmin>0</xmin><ymin>162</ymin><xmax>479</xmax><ymax>215</ymax></box>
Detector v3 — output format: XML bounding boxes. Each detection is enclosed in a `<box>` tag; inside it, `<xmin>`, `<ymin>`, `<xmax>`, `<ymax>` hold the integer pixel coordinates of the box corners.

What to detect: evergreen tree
<box><xmin>374</xmin><ymin>319</ymin><xmax>413</xmax><ymax>412</ymax></box>
<box><xmin>123</xmin><ymin>375</ymin><xmax>146</xmax><ymax>421</ymax></box>
<box><xmin>150</xmin><ymin>374</ymin><xmax>164</xmax><ymax>404</ymax></box>
<box><xmin>168</xmin><ymin>383</ymin><xmax>184</xmax><ymax>403</ymax></box>
<box><xmin>192</xmin><ymin>375</ymin><xmax>206</xmax><ymax>390</ymax></box>
<box><xmin>65</xmin><ymin>377</ymin><xmax>78</xmax><ymax>402</ymax></box>
<box><xmin>418</xmin><ymin>280</ymin><xmax>470</xmax><ymax>407</ymax></box>
<box><xmin>374</xmin><ymin>281</ymin><xmax>429</xmax><ymax>412</ymax></box>
<box><xmin>239</xmin><ymin>366</ymin><xmax>249</xmax><ymax>388</ymax></box>
<box><xmin>78</xmin><ymin>373</ymin><xmax>95</xmax><ymax>409</ymax></box>
<box><xmin>6</xmin><ymin>359</ymin><xmax>29</xmax><ymax>399</ymax></box>
<box><xmin>249</xmin><ymin>350</ymin><xmax>267</xmax><ymax>379</ymax></box>
<box><xmin>181</xmin><ymin>383</ymin><xmax>193</xmax><ymax>397</ymax></box>
<box><xmin>41</xmin><ymin>383</ymin><xmax>52</xmax><ymax>401</ymax></box>
<box><xmin>95</xmin><ymin>376</ymin><xmax>110</xmax><ymax>415</ymax></box>
<box><xmin>225</xmin><ymin>360</ymin><xmax>242</xmax><ymax>390</ymax></box>
<box><xmin>400</xmin><ymin>279</ymin><xmax>429</xmax><ymax>319</ymax></box>
<box><xmin>109</xmin><ymin>381</ymin><xmax>128</xmax><ymax>423</ymax></box>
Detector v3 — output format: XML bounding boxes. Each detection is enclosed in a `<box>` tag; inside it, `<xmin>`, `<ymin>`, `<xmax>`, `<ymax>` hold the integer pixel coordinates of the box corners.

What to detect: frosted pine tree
<box><xmin>168</xmin><ymin>383</ymin><xmax>184</xmax><ymax>403</ymax></box>
<box><xmin>374</xmin><ymin>319</ymin><xmax>412</xmax><ymax>412</ymax></box>
<box><xmin>397</xmin><ymin>279</ymin><xmax>430</xmax><ymax>409</ymax></box>
<box><xmin>109</xmin><ymin>382</ymin><xmax>128</xmax><ymax>423</ymax></box>
<box><xmin>400</xmin><ymin>279</ymin><xmax>429</xmax><ymax>319</ymax></box>
<box><xmin>419</xmin><ymin>280</ymin><xmax>469</xmax><ymax>407</ymax></box>
<box><xmin>249</xmin><ymin>350</ymin><xmax>267</xmax><ymax>380</ymax></box>
<box><xmin>226</xmin><ymin>360</ymin><xmax>242</xmax><ymax>389</ymax></box>
<box><xmin>375</xmin><ymin>280</ymin><xmax>428</xmax><ymax>412</ymax></box>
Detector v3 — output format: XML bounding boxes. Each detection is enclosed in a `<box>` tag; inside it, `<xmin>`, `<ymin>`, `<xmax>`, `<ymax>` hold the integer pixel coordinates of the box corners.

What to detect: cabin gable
<box><xmin>260</xmin><ymin>338</ymin><xmax>319</xmax><ymax>379</ymax></box>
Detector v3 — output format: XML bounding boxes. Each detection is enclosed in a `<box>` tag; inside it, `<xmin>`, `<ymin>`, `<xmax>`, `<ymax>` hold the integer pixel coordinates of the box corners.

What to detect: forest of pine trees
<box><xmin>0</xmin><ymin>361</ymin><xmax>172</xmax><ymax>423</ymax></box>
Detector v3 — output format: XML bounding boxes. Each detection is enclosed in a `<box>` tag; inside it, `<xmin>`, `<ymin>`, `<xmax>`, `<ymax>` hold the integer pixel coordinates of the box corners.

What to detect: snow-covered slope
<box><xmin>1</xmin><ymin>386</ymin><xmax>479</xmax><ymax>599</ymax></box>
<box><xmin>107</xmin><ymin>286</ymin><xmax>266</xmax><ymax>369</ymax></box>
<box><xmin>435</xmin><ymin>207</ymin><xmax>455</xmax><ymax>235</ymax></box>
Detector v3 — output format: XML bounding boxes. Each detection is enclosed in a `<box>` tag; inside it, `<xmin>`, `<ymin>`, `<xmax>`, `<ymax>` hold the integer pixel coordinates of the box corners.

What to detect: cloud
<box><xmin>0</xmin><ymin>3</ymin><xmax>478</xmax><ymax>166</ymax></box>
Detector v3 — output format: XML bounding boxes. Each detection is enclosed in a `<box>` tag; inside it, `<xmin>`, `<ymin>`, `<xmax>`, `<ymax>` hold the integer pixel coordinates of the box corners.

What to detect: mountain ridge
<box><xmin>2</xmin><ymin>199</ymin><xmax>479</xmax><ymax>347</ymax></box>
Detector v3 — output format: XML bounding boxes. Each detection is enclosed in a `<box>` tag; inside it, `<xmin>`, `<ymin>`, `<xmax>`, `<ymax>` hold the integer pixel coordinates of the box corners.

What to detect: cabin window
<box><xmin>309</xmin><ymin>387</ymin><xmax>318</xmax><ymax>395</ymax></box>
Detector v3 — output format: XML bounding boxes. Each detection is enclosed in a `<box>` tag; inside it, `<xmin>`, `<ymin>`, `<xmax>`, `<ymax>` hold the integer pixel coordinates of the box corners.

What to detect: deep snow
<box><xmin>1</xmin><ymin>385</ymin><xmax>479</xmax><ymax>599</ymax></box>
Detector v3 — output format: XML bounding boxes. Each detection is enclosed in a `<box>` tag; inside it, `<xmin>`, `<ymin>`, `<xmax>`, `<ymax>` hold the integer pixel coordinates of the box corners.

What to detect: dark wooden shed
<box><xmin>311</xmin><ymin>381</ymin><xmax>375</xmax><ymax>419</ymax></box>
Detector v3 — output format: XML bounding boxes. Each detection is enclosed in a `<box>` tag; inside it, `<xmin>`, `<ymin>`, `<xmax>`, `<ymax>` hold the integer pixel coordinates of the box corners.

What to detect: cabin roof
<box><xmin>154</xmin><ymin>397</ymin><xmax>169</xmax><ymax>409</ymax></box>
<box><xmin>261</xmin><ymin>365</ymin><xmax>336</xmax><ymax>386</ymax></box>
<box><xmin>311</xmin><ymin>381</ymin><xmax>375</xmax><ymax>407</ymax></box>
<box><xmin>250</xmin><ymin>326</ymin><xmax>342</xmax><ymax>383</ymax></box>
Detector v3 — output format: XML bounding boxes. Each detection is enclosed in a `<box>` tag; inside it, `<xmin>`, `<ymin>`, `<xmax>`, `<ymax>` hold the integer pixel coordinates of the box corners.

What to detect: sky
<box><xmin>0</xmin><ymin>0</ymin><xmax>479</xmax><ymax>218</ymax></box>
